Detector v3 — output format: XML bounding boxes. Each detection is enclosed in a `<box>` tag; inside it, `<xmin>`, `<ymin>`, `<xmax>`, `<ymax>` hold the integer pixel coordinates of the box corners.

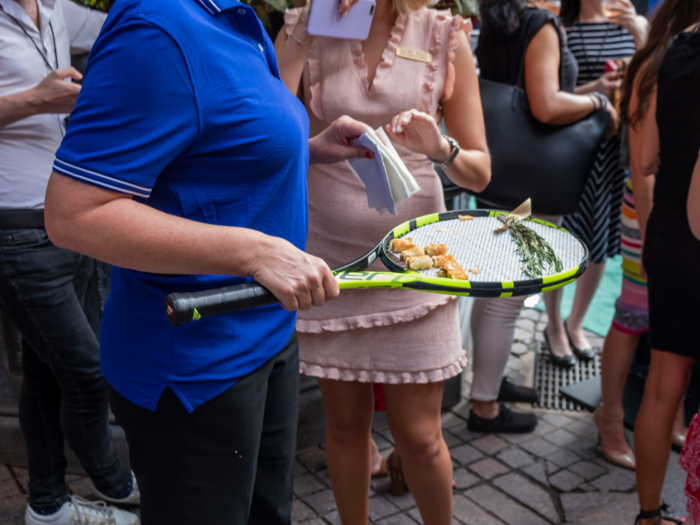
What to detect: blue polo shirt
<box><xmin>54</xmin><ymin>0</ymin><xmax>310</xmax><ymax>412</ymax></box>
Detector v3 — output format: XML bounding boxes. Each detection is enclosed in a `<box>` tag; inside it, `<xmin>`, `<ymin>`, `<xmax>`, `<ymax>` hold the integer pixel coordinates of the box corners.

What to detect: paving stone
<box><xmin>453</xmin><ymin>493</ymin><xmax>505</xmax><ymax>525</ymax></box>
<box><xmin>661</xmin><ymin>450</ymin><xmax>689</xmax><ymax>518</ymax></box>
<box><xmin>578</xmin><ymin>483</ymin><xmax>598</xmax><ymax>492</ymax></box>
<box><xmin>295</xmin><ymin>460</ymin><xmax>309</xmax><ymax>477</ymax></box>
<box><xmin>566</xmin><ymin>418</ymin><xmax>597</xmax><ymax>437</ymax></box>
<box><xmin>376</xmin><ymin>513</ymin><xmax>419</xmax><ymax>525</ymax></box>
<box><xmin>450</xmin><ymin>444</ymin><xmax>485</xmax><ymax>466</ymax></box>
<box><xmin>470</xmin><ymin>435</ymin><xmax>509</xmax><ymax>455</ymax></box>
<box><xmin>540</xmin><ymin>413</ymin><xmax>576</xmax><ymax>429</ymax></box>
<box><xmin>315</xmin><ymin>469</ymin><xmax>332</xmax><ymax>488</ymax></box>
<box><xmin>498</xmin><ymin>432</ymin><xmax>536</xmax><ymax>445</ymax></box>
<box><xmin>450</xmin><ymin>426</ymin><xmax>483</xmax><ymax>443</ymax></box>
<box><xmin>521</xmin><ymin>308</ymin><xmax>541</xmax><ymax>321</ymax></box>
<box><xmin>546</xmin><ymin>449</ymin><xmax>580</xmax><ymax>468</ymax></box>
<box><xmin>66</xmin><ymin>476</ymin><xmax>93</xmax><ymax>497</ymax></box>
<box><xmin>0</xmin><ymin>494</ymin><xmax>26</xmax><ymax>525</ymax></box>
<box><xmin>566</xmin><ymin>460</ymin><xmax>607</xmax><ymax>481</ymax></box>
<box><xmin>299</xmin><ymin>519</ymin><xmax>326</xmax><ymax>525</ymax></box>
<box><xmin>590</xmin><ymin>469</ymin><xmax>637</xmax><ymax>493</ymax></box>
<box><xmin>443</xmin><ymin>431</ymin><xmax>463</xmax><ymax>448</ymax></box>
<box><xmin>384</xmin><ymin>490</ymin><xmax>416</xmax><ymax>510</ymax></box>
<box><xmin>370</xmin><ymin>475</ymin><xmax>391</xmax><ymax>495</ymax></box>
<box><xmin>453</xmin><ymin>468</ymin><xmax>480</xmax><ymax>490</ymax></box>
<box><xmin>496</xmin><ymin>448</ymin><xmax>535</xmax><ymax>469</ymax></box>
<box><xmin>377</xmin><ymin>428</ymin><xmax>395</xmax><ymax>445</ymax></box>
<box><xmin>304</xmin><ymin>489</ymin><xmax>338</xmax><ymax>515</ymax></box>
<box><xmin>464</xmin><ymin>485</ymin><xmax>549</xmax><ymax>525</ymax></box>
<box><xmin>515</xmin><ymin>319</ymin><xmax>536</xmax><ymax>332</ymax></box>
<box><xmin>546</xmin><ymin>461</ymin><xmax>563</xmax><ymax>476</ymax></box>
<box><xmin>0</xmin><ymin>467</ymin><xmax>21</xmax><ymax>500</ymax></box>
<box><xmin>506</xmin><ymin>358</ymin><xmax>525</xmax><ymax>372</ymax></box>
<box><xmin>534</xmin><ymin>331</ymin><xmax>545</xmax><ymax>343</ymax></box>
<box><xmin>407</xmin><ymin>507</ymin><xmax>423</xmax><ymax>524</ymax></box>
<box><xmin>373</xmin><ymin>433</ymin><xmax>394</xmax><ymax>451</ymax></box>
<box><xmin>514</xmin><ymin>328</ymin><xmax>532</xmax><ymax>342</ymax></box>
<box><xmin>442</xmin><ymin>412</ymin><xmax>468</xmax><ymax>430</ymax></box>
<box><xmin>533</xmin><ymin>420</ymin><xmax>556</xmax><ymax>436</ymax></box>
<box><xmin>543</xmin><ymin>429</ymin><xmax>579</xmax><ymax>447</ymax></box>
<box><xmin>322</xmin><ymin>510</ymin><xmax>341</xmax><ymax>525</ymax></box>
<box><xmin>294</xmin><ymin>474</ymin><xmax>327</xmax><ymax>497</ymax></box>
<box><xmin>292</xmin><ymin>499</ymin><xmax>317</xmax><ymax>522</ymax></box>
<box><xmin>521</xmin><ymin>438</ymin><xmax>560</xmax><ymax>459</ymax></box>
<box><xmin>549</xmin><ymin>469</ymin><xmax>584</xmax><ymax>492</ymax></box>
<box><xmin>566</xmin><ymin>437</ymin><xmax>600</xmax><ymax>460</ymax></box>
<box><xmin>493</xmin><ymin>472</ymin><xmax>560</xmax><ymax>524</ymax></box>
<box><xmin>368</xmin><ymin>496</ymin><xmax>399</xmax><ymax>522</ymax></box>
<box><xmin>11</xmin><ymin>469</ymin><xmax>28</xmax><ymax>494</ymax></box>
<box><xmin>511</xmin><ymin>342</ymin><xmax>529</xmax><ymax>356</ymax></box>
<box><xmin>467</xmin><ymin>458</ymin><xmax>509</xmax><ymax>480</ymax></box>
<box><xmin>561</xmin><ymin>492</ymin><xmax>639</xmax><ymax>524</ymax></box>
<box><xmin>449</xmin><ymin>401</ymin><xmax>472</xmax><ymax>421</ymax></box>
<box><xmin>298</xmin><ymin>447</ymin><xmax>327</xmax><ymax>472</ymax></box>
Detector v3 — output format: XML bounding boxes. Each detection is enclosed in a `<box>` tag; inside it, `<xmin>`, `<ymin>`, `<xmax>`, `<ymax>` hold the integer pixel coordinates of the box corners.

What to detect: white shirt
<box><xmin>0</xmin><ymin>0</ymin><xmax>106</xmax><ymax>209</ymax></box>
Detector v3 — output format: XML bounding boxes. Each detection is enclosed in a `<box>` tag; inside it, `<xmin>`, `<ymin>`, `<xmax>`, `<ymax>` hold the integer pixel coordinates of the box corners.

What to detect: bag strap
<box><xmin>514</xmin><ymin>10</ymin><xmax>565</xmax><ymax>93</ymax></box>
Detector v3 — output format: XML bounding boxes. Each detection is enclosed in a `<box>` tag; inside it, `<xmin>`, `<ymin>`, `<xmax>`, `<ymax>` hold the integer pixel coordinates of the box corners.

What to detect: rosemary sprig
<box><xmin>496</xmin><ymin>214</ymin><xmax>563</xmax><ymax>278</ymax></box>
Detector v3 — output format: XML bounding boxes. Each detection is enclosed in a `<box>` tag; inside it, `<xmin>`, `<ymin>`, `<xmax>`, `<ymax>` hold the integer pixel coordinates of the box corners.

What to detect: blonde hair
<box><xmin>390</xmin><ymin>0</ymin><xmax>432</xmax><ymax>15</ymax></box>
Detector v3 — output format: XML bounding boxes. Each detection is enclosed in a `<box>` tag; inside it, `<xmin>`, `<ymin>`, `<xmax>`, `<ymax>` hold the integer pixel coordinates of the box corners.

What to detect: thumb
<box><xmin>53</xmin><ymin>67</ymin><xmax>84</xmax><ymax>81</ymax></box>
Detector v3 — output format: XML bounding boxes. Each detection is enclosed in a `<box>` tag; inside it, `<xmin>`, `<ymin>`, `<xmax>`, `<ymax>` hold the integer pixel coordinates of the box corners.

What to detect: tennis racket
<box><xmin>165</xmin><ymin>209</ymin><xmax>588</xmax><ymax>326</ymax></box>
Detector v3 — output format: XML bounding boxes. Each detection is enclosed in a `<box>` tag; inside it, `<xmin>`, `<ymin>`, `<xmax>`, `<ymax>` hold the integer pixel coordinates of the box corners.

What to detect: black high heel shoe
<box><xmin>563</xmin><ymin>319</ymin><xmax>597</xmax><ymax>362</ymax></box>
<box><xmin>543</xmin><ymin>326</ymin><xmax>576</xmax><ymax>368</ymax></box>
<box><xmin>634</xmin><ymin>505</ymin><xmax>684</xmax><ymax>524</ymax></box>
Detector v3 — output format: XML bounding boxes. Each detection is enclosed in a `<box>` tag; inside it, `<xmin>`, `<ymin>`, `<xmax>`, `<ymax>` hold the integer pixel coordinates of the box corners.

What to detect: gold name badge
<box><xmin>396</xmin><ymin>47</ymin><xmax>433</xmax><ymax>63</ymax></box>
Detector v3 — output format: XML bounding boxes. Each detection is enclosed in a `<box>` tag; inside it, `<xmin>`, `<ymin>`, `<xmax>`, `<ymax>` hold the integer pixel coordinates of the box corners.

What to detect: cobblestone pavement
<box><xmin>0</xmin><ymin>308</ymin><xmax>690</xmax><ymax>524</ymax></box>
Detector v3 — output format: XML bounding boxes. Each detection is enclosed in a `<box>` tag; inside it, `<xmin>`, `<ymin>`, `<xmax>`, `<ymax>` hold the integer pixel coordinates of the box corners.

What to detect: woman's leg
<box><xmin>469</xmin><ymin>296</ymin><xmax>526</xmax><ymax>418</ymax></box>
<box><xmin>316</xmin><ymin>378</ymin><xmax>374</xmax><ymax>525</ymax></box>
<box><xmin>383</xmin><ymin>382</ymin><xmax>452</xmax><ymax>525</ymax></box>
<box><xmin>635</xmin><ymin>350</ymin><xmax>696</xmax><ymax>525</ymax></box>
<box><xmin>565</xmin><ymin>261</ymin><xmax>607</xmax><ymax>349</ymax></box>
<box><xmin>542</xmin><ymin>288</ymin><xmax>573</xmax><ymax>357</ymax></box>
<box><xmin>598</xmin><ymin>326</ymin><xmax>638</xmax><ymax>455</ymax></box>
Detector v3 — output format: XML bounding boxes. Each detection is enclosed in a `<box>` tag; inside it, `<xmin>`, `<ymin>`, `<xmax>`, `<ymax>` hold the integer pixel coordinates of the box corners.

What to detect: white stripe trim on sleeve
<box><xmin>53</xmin><ymin>164</ymin><xmax>151</xmax><ymax>199</ymax></box>
<box><xmin>54</xmin><ymin>158</ymin><xmax>152</xmax><ymax>192</ymax></box>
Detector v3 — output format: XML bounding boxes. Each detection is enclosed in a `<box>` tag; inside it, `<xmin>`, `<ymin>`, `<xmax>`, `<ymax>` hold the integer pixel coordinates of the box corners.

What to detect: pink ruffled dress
<box><xmin>285</xmin><ymin>7</ymin><xmax>467</xmax><ymax>383</ymax></box>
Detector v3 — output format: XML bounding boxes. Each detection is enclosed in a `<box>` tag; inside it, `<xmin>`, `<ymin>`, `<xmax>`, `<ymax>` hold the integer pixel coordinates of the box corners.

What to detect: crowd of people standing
<box><xmin>0</xmin><ymin>0</ymin><xmax>698</xmax><ymax>523</ymax></box>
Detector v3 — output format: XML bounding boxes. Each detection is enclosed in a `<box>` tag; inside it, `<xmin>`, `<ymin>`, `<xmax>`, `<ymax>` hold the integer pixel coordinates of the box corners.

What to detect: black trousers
<box><xmin>108</xmin><ymin>332</ymin><xmax>300</xmax><ymax>525</ymax></box>
<box><xmin>0</xmin><ymin>228</ymin><xmax>130</xmax><ymax>509</ymax></box>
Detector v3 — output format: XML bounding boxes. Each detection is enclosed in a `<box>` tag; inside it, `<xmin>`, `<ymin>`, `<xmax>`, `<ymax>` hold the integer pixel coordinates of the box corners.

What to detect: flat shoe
<box><xmin>497</xmin><ymin>377</ymin><xmax>539</xmax><ymax>403</ymax></box>
<box><xmin>543</xmin><ymin>326</ymin><xmax>576</xmax><ymax>368</ymax></box>
<box><xmin>467</xmin><ymin>404</ymin><xmax>537</xmax><ymax>434</ymax></box>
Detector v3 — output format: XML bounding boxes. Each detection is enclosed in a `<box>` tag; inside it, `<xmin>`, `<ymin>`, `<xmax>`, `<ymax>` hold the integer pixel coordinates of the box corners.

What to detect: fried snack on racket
<box><xmin>442</xmin><ymin>267</ymin><xmax>469</xmax><ymax>280</ymax></box>
<box><xmin>400</xmin><ymin>246</ymin><xmax>425</xmax><ymax>261</ymax></box>
<box><xmin>389</xmin><ymin>238</ymin><xmax>415</xmax><ymax>252</ymax></box>
<box><xmin>431</xmin><ymin>254</ymin><xmax>458</xmax><ymax>268</ymax></box>
<box><xmin>432</xmin><ymin>254</ymin><xmax>469</xmax><ymax>280</ymax></box>
<box><xmin>423</xmin><ymin>243</ymin><xmax>447</xmax><ymax>256</ymax></box>
<box><xmin>405</xmin><ymin>255</ymin><xmax>433</xmax><ymax>271</ymax></box>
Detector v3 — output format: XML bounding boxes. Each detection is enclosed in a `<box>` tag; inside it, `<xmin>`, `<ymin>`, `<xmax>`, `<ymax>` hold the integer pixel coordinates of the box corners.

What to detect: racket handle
<box><xmin>165</xmin><ymin>283</ymin><xmax>279</xmax><ymax>326</ymax></box>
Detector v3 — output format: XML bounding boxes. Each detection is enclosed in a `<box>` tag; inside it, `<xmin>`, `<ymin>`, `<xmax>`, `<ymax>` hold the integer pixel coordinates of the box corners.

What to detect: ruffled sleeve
<box><xmin>423</xmin><ymin>11</ymin><xmax>467</xmax><ymax>110</ymax></box>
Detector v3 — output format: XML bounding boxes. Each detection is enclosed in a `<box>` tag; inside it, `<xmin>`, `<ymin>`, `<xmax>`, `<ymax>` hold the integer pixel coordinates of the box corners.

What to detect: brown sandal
<box><xmin>387</xmin><ymin>450</ymin><xmax>408</xmax><ymax>496</ymax></box>
<box><xmin>371</xmin><ymin>457</ymin><xmax>389</xmax><ymax>478</ymax></box>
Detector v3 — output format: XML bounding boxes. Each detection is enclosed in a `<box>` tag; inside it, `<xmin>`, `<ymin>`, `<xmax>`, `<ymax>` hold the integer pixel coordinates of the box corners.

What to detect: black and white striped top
<box><xmin>566</xmin><ymin>22</ymin><xmax>636</xmax><ymax>85</ymax></box>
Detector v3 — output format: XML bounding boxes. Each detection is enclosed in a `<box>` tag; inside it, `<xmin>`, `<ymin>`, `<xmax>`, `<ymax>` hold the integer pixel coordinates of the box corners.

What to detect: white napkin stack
<box><xmin>346</xmin><ymin>127</ymin><xmax>421</xmax><ymax>215</ymax></box>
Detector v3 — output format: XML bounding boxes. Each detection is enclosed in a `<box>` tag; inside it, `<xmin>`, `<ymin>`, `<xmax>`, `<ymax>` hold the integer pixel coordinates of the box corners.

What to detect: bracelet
<box><xmin>591</xmin><ymin>92</ymin><xmax>609</xmax><ymax>110</ymax></box>
<box><xmin>428</xmin><ymin>135</ymin><xmax>460</xmax><ymax>168</ymax></box>
<box><xmin>287</xmin><ymin>31</ymin><xmax>312</xmax><ymax>46</ymax></box>
<box><xmin>587</xmin><ymin>93</ymin><xmax>600</xmax><ymax>110</ymax></box>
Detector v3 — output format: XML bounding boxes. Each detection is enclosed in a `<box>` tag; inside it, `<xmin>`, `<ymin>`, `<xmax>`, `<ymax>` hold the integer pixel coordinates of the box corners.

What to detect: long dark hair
<box><xmin>481</xmin><ymin>0</ymin><xmax>527</xmax><ymax>36</ymax></box>
<box><xmin>559</xmin><ymin>0</ymin><xmax>581</xmax><ymax>26</ymax></box>
<box><xmin>621</xmin><ymin>0</ymin><xmax>700</xmax><ymax>128</ymax></box>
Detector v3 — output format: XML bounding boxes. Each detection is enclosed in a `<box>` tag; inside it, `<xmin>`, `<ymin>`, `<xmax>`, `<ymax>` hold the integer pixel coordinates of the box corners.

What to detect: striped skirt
<box><xmin>612</xmin><ymin>178</ymin><xmax>648</xmax><ymax>334</ymax></box>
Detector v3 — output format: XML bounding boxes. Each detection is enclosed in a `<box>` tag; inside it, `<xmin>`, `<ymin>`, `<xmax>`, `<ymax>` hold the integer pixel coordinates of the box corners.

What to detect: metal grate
<box><xmin>533</xmin><ymin>341</ymin><xmax>601</xmax><ymax>411</ymax></box>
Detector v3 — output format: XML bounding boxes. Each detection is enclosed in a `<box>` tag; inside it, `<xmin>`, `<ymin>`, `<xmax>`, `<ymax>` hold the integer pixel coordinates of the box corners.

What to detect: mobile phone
<box><xmin>306</xmin><ymin>0</ymin><xmax>376</xmax><ymax>41</ymax></box>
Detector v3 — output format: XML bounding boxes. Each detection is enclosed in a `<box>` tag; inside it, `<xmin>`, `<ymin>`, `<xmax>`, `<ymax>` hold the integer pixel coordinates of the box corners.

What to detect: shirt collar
<box><xmin>194</xmin><ymin>0</ymin><xmax>245</xmax><ymax>15</ymax></box>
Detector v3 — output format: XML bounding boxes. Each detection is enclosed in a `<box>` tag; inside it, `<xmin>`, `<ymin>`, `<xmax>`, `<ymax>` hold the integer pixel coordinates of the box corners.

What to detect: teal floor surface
<box><xmin>535</xmin><ymin>255</ymin><xmax>623</xmax><ymax>337</ymax></box>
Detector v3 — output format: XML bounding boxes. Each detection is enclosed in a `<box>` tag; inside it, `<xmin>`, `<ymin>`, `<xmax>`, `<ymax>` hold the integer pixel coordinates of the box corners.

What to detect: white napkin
<box><xmin>346</xmin><ymin>127</ymin><xmax>421</xmax><ymax>215</ymax></box>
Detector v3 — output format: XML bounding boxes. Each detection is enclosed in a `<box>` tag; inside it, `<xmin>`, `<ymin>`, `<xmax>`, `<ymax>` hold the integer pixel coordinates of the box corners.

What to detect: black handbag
<box><xmin>476</xmin><ymin>23</ymin><xmax>610</xmax><ymax>216</ymax></box>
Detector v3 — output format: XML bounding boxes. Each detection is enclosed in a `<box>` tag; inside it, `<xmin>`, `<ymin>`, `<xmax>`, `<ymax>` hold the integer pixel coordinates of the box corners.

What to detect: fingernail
<box><xmin>392</xmin><ymin>126</ymin><xmax>396</xmax><ymax>132</ymax></box>
<box><xmin>402</xmin><ymin>116</ymin><xmax>410</xmax><ymax>122</ymax></box>
<box><xmin>342</xmin><ymin>11</ymin><xmax>348</xmax><ymax>16</ymax></box>
<box><xmin>366</xmin><ymin>152</ymin><xmax>374</xmax><ymax>159</ymax></box>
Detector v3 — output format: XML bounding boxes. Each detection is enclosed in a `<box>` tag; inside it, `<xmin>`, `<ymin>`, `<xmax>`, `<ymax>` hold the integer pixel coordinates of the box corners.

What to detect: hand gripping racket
<box><xmin>165</xmin><ymin>209</ymin><xmax>588</xmax><ymax>326</ymax></box>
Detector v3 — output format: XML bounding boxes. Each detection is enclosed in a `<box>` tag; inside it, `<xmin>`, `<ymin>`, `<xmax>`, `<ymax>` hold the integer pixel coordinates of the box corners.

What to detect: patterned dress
<box><xmin>284</xmin><ymin>8</ymin><xmax>467</xmax><ymax>383</ymax></box>
<box><xmin>563</xmin><ymin>22</ymin><xmax>636</xmax><ymax>263</ymax></box>
<box><xmin>681</xmin><ymin>413</ymin><xmax>700</xmax><ymax>524</ymax></box>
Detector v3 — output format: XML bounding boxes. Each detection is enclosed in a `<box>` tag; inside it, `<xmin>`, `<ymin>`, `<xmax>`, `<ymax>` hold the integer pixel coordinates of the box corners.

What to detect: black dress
<box><xmin>477</xmin><ymin>7</ymin><xmax>578</xmax><ymax>95</ymax></box>
<box><xmin>643</xmin><ymin>27</ymin><xmax>700</xmax><ymax>357</ymax></box>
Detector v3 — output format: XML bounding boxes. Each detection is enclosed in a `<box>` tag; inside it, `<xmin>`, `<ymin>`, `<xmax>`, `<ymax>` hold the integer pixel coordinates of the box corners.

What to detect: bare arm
<box><xmin>628</xmin><ymin>84</ymin><xmax>657</xmax><ymax>244</ymax></box>
<box><xmin>524</xmin><ymin>23</ymin><xmax>599</xmax><ymax>125</ymax></box>
<box><xmin>274</xmin><ymin>4</ymin><xmax>314</xmax><ymax>95</ymax></box>
<box><xmin>688</xmin><ymin>154</ymin><xmax>700</xmax><ymax>240</ymax></box>
<box><xmin>44</xmin><ymin>174</ymin><xmax>339</xmax><ymax>311</ymax></box>
<box><xmin>0</xmin><ymin>68</ymin><xmax>82</xmax><ymax>128</ymax></box>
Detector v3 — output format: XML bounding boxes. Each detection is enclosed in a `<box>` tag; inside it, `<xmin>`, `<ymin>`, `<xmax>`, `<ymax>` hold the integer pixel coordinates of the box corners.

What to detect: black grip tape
<box><xmin>164</xmin><ymin>283</ymin><xmax>279</xmax><ymax>326</ymax></box>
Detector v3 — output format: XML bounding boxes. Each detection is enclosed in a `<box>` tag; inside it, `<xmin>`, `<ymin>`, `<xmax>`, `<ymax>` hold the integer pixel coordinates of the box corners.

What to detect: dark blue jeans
<box><xmin>0</xmin><ymin>228</ymin><xmax>130</xmax><ymax>510</ymax></box>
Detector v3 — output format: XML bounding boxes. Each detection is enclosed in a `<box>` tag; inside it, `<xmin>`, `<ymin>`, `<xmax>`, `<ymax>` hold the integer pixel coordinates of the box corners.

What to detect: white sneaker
<box><xmin>93</xmin><ymin>472</ymin><xmax>140</xmax><ymax>505</ymax></box>
<box><xmin>25</xmin><ymin>496</ymin><xmax>140</xmax><ymax>525</ymax></box>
